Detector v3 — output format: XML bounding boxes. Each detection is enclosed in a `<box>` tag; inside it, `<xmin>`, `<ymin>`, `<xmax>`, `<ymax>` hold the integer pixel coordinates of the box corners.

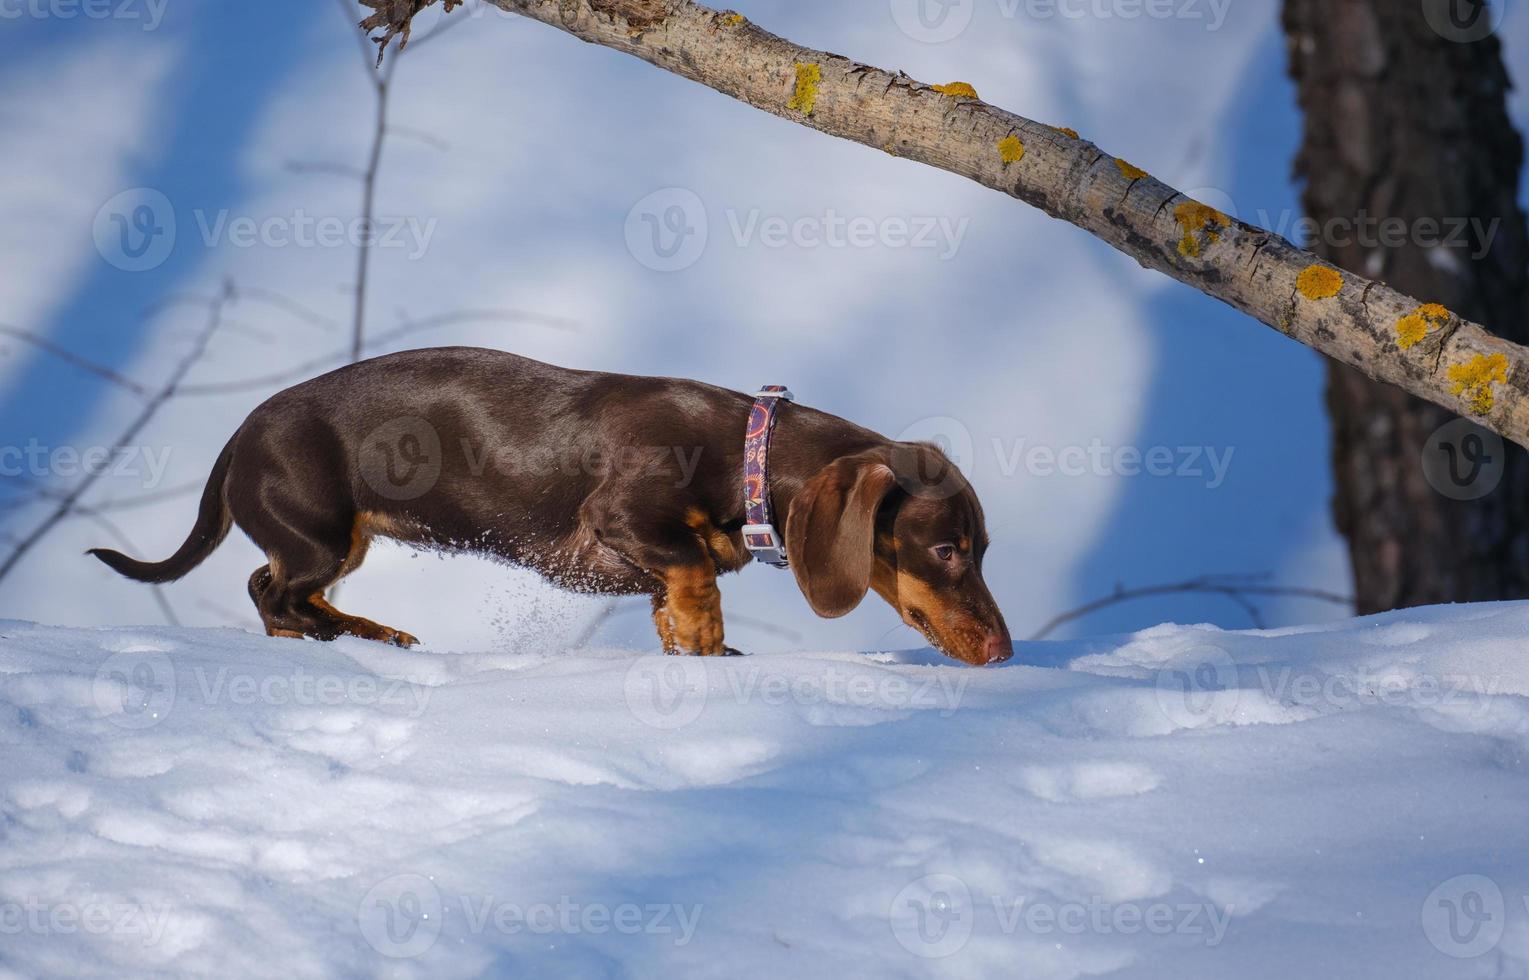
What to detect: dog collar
<box><xmin>742</xmin><ymin>385</ymin><xmax>794</xmax><ymax>567</ymax></box>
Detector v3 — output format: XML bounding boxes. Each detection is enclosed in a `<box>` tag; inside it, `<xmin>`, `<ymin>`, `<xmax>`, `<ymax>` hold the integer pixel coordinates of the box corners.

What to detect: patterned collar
<box><xmin>742</xmin><ymin>385</ymin><xmax>794</xmax><ymax>567</ymax></box>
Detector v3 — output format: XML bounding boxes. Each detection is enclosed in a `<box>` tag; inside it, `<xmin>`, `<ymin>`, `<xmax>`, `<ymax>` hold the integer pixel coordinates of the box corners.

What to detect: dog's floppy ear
<box><xmin>785</xmin><ymin>450</ymin><xmax>900</xmax><ymax>618</ymax></box>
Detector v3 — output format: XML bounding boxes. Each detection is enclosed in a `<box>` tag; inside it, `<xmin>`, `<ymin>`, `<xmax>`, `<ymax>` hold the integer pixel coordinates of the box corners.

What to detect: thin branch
<box><xmin>352</xmin><ymin>70</ymin><xmax>388</xmax><ymax>362</ymax></box>
<box><xmin>0</xmin><ymin>324</ymin><xmax>150</xmax><ymax>396</ymax></box>
<box><xmin>386</xmin><ymin>125</ymin><xmax>450</xmax><ymax>151</ymax></box>
<box><xmin>397</xmin><ymin>0</ymin><xmax>472</xmax><ymax>53</ymax></box>
<box><xmin>175</xmin><ymin>307</ymin><xmax>577</xmax><ymax>397</ymax></box>
<box><xmin>74</xmin><ymin>480</ymin><xmax>206</xmax><ymax>514</ymax></box>
<box><xmin>1028</xmin><ymin>575</ymin><xmax>1354</xmax><ymax>641</ymax></box>
<box><xmin>237</xmin><ymin>286</ymin><xmax>341</xmax><ymax>333</ymax></box>
<box><xmin>0</xmin><ymin>281</ymin><xmax>236</xmax><ymax>585</ymax></box>
<box><xmin>285</xmin><ymin>160</ymin><xmax>366</xmax><ymax>181</ymax></box>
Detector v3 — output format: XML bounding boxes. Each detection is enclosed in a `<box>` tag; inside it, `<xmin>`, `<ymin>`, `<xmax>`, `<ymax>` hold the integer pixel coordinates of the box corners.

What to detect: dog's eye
<box><xmin>932</xmin><ymin>544</ymin><xmax>956</xmax><ymax>562</ymax></box>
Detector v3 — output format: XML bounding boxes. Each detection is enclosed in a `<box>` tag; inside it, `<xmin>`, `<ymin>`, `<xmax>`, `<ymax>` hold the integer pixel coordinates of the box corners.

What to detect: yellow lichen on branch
<box><xmin>1173</xmin><ymin>201</ymin><xmax>1229</xmax><ymax>258</ymax></box>
<box><xmin>931</xmin><ymin>82</ymin><xmax>980</xmax><ymax>99</ymax></box>
<box><xmin>1116</xmin><ymin>160</ymin><xmax>1148</xmax><ymax>181</ymax></box>
<box><xmin>1448</xmin><ymin>354</ymin><xmax>1509</xmax><ymax>415</ymax></box>
<box><xmin>998</xmin><ymin>135</ymin><xmax>1025</xmax><ymax>165</ymax></box>
<box><xmin>1396</xmin><ymin>304</ymin><xmax>1452</xmax><ymax>351</ymax></box>
<box><xmin>1296</xmin><ymin>265</ymin><xmax>1344</xmax><ymax>301</ymax></box>
<box><xmin>787</xmin><ymin>62</ymin><xmax>821</xmax><ymax>115</ymax></box>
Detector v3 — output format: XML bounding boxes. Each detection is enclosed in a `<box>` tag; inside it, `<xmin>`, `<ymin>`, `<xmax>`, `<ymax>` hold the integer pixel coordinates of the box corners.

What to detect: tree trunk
<box><xmin>1285</xmin><ymin>0</ymin><xmax>1529</xmax><ymax>612</ymax></box>
<box><xmin>357</xmin><ymin>0</ymin><xmax>1529</xmax><ymax>454</ymax></box>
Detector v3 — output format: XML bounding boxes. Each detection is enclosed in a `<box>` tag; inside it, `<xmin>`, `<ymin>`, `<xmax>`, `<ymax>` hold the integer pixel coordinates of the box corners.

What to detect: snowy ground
<box><xmin>2</xmin><ymin>604</ymin><xmax>1528</xmax><ymax>978</ymax></box>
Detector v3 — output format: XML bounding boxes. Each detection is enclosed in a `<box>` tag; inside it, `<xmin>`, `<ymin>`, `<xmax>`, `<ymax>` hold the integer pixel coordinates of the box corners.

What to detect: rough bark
<box><xmin>1285</xmin><ymin>0</ymin><xmax>1529</xmax><ymax>612</ymax></box>
<box><xmin>360</xmin><ymin>0</ymin><xmax>1529</xmax><ymax>454</ymax></box>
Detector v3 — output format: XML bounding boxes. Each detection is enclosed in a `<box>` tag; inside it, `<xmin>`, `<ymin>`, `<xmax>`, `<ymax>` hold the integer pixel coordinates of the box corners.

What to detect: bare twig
<box><xmin>285</xmin><ymin>161</ymin><xmax>367</xmax><ymax>180</ymax></box>
<box><xmin>175</xmin><ymin>307</ymin><xmax>576</xmax><ymax>396</ymax></box>
<box><xmin>0</xmin><ymin>324</ymin><xmax>150</xmax><ymax>397</ymax></box>
<box><xmin>0</xmin><ymin>281</ymin><xmax>237</xmax><ymax>585</ymax></box>
<box><xmin>75</xmin><ymin>480</ymin><xmax>207</xmax><ymax>514</ymax></box>
<box><xmin>1028</xmin><ymin>574</ymin><xmax>1354</xmax><ymax>641</ymax></box>
<box><xmin>237</xmin><ymin>285</ymin><xmax>341</xmax><ymax>333</ymax></box>
<box><xmin>335</xmin><ymin>0</ymin><xmax>402</xmax><ymax>364</ymax></box>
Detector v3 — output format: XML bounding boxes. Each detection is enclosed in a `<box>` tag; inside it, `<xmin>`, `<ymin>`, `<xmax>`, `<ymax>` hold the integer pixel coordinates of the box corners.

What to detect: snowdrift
<box><xmin>2</xmin><ymin>604</ymin><xmax>1528</xmax><ymax>978</ymax></box>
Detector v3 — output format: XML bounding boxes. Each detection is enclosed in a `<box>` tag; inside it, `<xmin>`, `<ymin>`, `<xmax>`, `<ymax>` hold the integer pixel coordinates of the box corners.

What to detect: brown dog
<box><xmin>90</xmin><ymin>349</ymin><xmax>1012</xmax><ymax>664</ymax></box>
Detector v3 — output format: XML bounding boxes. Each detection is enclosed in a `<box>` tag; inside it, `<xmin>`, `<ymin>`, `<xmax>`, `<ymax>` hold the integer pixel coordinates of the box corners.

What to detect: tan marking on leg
<box><xmin>339</xmin><ymin>517</ymin><xmax>373</xmax><ymax>578</ymax></box>
<box><xmin>650</xmin><ymin>593</ymin><xmax>679</xmax><ymax>654</ymax></box>
<box><xmin>661</xmin><ymin>564</ymin><xmax>726</xmax><ymax>655</ymax></box>
<box><xmin>308</xmin><ymin>593</ymin><xmax>420</xmax><ymax>648</ymax></box>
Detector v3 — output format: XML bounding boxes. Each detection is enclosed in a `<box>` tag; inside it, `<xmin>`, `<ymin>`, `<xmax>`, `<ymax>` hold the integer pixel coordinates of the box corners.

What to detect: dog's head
<box><xmin>785</xmin><ymin>443</ymin><xmax>1012</xmax><ymax>665</ymax></box>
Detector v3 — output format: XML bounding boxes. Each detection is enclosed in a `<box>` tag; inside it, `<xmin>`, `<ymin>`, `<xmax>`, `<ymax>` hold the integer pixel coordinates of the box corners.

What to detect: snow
<box><xmin>2</xmin><ymin>603</ymin><xmax>1528</xmax><ymax>978</ymax></box>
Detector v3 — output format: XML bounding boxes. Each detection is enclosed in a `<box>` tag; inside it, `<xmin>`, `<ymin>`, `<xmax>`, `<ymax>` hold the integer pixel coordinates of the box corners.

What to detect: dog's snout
<box><xmin>982</xmin><ymin>634</ymin><xmax>1013</xmax><ymax>664</ymax></box>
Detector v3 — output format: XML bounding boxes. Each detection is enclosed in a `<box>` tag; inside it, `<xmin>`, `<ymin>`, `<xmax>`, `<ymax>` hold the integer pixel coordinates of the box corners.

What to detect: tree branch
<box><xmin>1028</xmin><ymin>574</ymin><xmax>1354</xmax><ymax>641</ymax></box>
<box><xmin>0</xmin><ymin>281</ymin><xmax>237</xmax><ymax>585</ymax></box>
<box><xmin>361</xmin><ymin>0</ymin><xmax>1529</xmax><ymax>449</ymax></box>
<box><xmin>0</xmin><ymin>324</ymin><xmax>150</xmax><ymax>396</ymax></box>
<box><xmin>175</xmin><ymin>307</ymin><xmax>576</xmax><ymax>397</ymax></box>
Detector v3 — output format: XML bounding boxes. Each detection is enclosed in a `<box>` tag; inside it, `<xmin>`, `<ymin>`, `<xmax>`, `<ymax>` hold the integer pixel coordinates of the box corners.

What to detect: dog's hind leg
<box><xmin>248</xmin><ymin>512</ymin><xmax>418</xmax><ymax>648</ymax></box>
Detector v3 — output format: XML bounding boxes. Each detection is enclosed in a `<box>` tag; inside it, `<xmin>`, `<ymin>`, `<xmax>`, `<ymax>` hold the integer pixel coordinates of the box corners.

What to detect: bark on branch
<box><xmin>361</xmin><ymin>0</ymin><xmax>1529</xmax><ymax>447</ymax></box>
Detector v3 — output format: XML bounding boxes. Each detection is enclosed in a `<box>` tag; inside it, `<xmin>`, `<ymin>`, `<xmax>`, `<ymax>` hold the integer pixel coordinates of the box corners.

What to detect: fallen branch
<box><xmin>361</xmin><ymin>0</ymin><xmax>1529</xmax><ymax>448</ymax></box>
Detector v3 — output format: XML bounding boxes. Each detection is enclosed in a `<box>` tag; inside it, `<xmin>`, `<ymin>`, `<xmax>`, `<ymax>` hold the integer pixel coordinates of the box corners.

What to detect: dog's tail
<box><xmin>88</xmin><ymin>436</ymin><xmax>236</xmax><ymax>584</ymax></box>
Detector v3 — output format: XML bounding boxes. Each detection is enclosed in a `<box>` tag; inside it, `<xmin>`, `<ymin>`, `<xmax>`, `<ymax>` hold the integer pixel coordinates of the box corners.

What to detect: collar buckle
<box><xmin>742</xmin><ymin>523</ymin><xmax>789</xmax><ymax>567</ymax></box>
